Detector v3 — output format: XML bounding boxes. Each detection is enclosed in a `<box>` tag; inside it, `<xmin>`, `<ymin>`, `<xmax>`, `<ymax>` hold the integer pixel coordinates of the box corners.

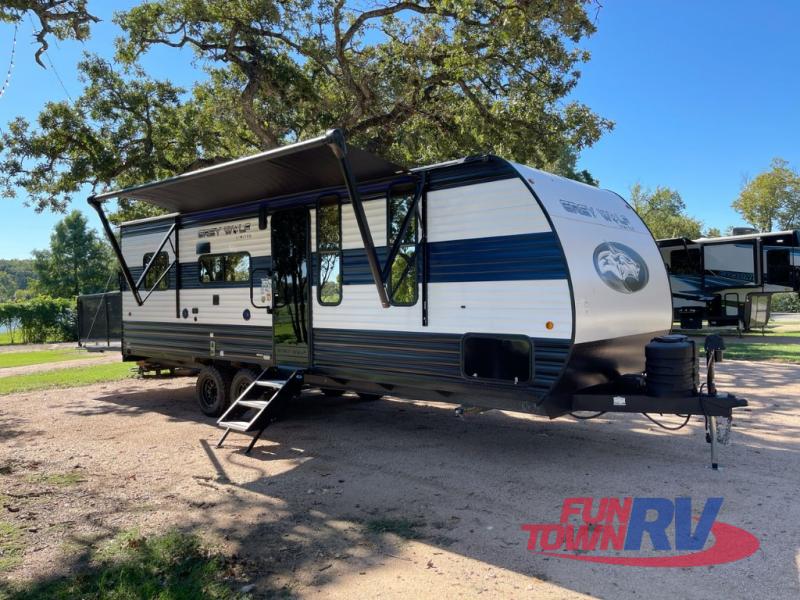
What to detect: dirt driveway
<box><xmin>1</xmin><ymin>360</ymin><xmax>799</xmax><ymax>598</ymax></box>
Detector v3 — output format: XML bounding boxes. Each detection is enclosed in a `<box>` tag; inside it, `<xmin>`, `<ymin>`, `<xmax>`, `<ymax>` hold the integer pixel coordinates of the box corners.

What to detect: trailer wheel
<box><xmin>356</xmin><ymin>392</ymin><xmax>383</xmax><ymax>402</ymax></box>
<box><xmin>196</xmin><ymin>366</ymin><xmax>232</xmax><ymax>417</ymax></box>
<box><xmin>231</xmin><ymin>368</ymin><xmax>261</xmax><ymax>403</ymax></box>
<box><xmin>320</xmin><ymin>387</ymin><xmax>345</xmax><ymax>397</ymax></box>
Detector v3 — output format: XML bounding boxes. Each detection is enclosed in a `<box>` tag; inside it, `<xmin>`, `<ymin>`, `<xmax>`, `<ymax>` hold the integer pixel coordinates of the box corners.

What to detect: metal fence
<box><xmin>77</xmin><ymin>291</ymin><xmax>122</xmax><ymax>346</ymax></box>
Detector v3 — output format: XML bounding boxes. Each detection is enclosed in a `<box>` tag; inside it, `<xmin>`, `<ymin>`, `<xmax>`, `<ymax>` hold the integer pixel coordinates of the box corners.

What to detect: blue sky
<box><xmin>1</xmin><ymin>0</ymin><xmax>799</xmax><ymax>258</ymax></box>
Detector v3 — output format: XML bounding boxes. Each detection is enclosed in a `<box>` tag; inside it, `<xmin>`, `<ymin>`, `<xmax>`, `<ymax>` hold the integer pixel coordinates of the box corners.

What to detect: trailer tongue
<box><xmin>571</xmin><ymin>334</ymin><xmax>746</xmax><ymax>469</ymax></box>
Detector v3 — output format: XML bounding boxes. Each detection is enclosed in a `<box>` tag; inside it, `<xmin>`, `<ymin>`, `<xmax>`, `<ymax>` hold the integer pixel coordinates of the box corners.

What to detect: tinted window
<box><xmin>143</xmin><ymin>252</ymin><xmax>170</xmax><ymax>290</ymax></box>
<box><xmin>199</xmin><ymin>253</ymin><xmax>250</xmax><ymax>283</ymax></box>
<box><xmin>317</xmin><ymin>198</ymin><xmax>342</xmax><ymax>305</ymax></box>
<box><xmin>670</xmin><ymin>248</ymin><xmax>701</xmax><ymax>275</ymax></box>
<box><xmin>387</xmin><ymin>186</ymin><xmax>418</xmax><ymax>305</ymax></box>
<box><xmin>766</xmin><ymin>249</ymin><xmax>792</xmax><ymax>286</ymax></box>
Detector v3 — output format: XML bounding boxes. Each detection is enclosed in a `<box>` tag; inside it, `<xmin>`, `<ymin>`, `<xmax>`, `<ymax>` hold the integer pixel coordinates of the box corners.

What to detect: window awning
<box><xmin>89</xmin><ymin>129</ymin><xmax>405</xmax><ymax>309</ymax></box>
<box><xmin>92</xmin><ymin>129</ymin><xmax>406</xmax><ymax>213</ymax></box>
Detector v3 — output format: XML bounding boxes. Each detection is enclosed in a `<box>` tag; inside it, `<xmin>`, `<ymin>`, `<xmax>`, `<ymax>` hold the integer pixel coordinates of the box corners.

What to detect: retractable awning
<box><xmin>89</xmin><ymin>129</ymin><xmax>410</xmax><ymax>309</ymax></box>
<box><xmin>92</xmin><ymin>129</ymin><xmax>405</xmax><ymax>212</ymax></box>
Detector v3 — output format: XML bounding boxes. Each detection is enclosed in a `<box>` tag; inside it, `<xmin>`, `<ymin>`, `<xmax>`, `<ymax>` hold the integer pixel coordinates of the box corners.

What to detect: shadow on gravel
<box><xmin>26</xmin><ymin>365</ymin><xmax>800</xmax><ymax>598</ymax></box>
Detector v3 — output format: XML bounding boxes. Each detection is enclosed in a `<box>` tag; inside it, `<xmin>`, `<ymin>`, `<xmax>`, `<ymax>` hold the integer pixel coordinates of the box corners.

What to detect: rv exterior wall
<box><xmin>117</xmin><ymin>157</ymin><xmax>675</xmax><ymax>413</ymax></box>
<box><xmin>311</xmin><ymin>178</ymin><xmax>572</xmax><ymax>338</ymax></box>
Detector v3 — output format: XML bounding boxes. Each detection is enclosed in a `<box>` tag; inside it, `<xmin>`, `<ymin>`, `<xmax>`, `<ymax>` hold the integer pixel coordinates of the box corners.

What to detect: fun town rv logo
<box><xmin>521</xmin><ymin>497</ymin><xmax>759</xmax><ymax>567</ymax></box>
<box><xmin>593</xmin><ymin>242</ymin><xmax>649</xmax><ymax>293</ymax></box>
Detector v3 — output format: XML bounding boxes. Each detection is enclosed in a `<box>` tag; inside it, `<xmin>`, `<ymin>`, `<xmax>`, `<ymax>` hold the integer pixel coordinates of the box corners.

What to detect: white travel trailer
<box><xmin>658</xmin><ymin>231</ymin><xmax>800</xmax><ymax>330</ymax></box>
<box><xmin>90</xmin><ymin>130</ymin><xmax>746</xmax><ymax>464</ymax></box>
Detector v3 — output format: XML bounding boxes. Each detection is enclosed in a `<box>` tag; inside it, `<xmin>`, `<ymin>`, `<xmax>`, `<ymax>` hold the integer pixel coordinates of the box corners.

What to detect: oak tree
<box><xmin>0</xmin><ymin>0</ymin><xmax>98</xmax><ymax>66</ymax></box>
<box><xmin>1</xmin><ymin>1</ymin><xmax>612</xmax><ymax>222</ymax></box>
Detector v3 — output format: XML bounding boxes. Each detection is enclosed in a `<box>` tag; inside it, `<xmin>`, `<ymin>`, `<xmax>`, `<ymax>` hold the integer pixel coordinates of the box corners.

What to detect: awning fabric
<box><xmin>92</xmin><ymin>130</ymin><xmax>405</xmax><ymax>213</ymax></box>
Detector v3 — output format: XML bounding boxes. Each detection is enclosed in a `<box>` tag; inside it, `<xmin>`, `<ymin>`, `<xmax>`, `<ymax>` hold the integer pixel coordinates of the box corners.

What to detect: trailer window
<box><xmin>765</xmin><ymin>248</ymin><xmax>792</xmax><ymax>286</ymax></box>
<box><xmin>143</xmin><ymin>252</ymin><xmax>169</xmax><ymax>290</ymax></box>
<box><xmin>387</xmin><ymin>185</ymin><xmax>418</xmax><ymax>306</ymax></box>
<box><xmin>199</xmin><ymin>252</ymin><xmax>250</xmax><ymax>283</ymax></box>
<box><xmin>669</xmin><ymin>248</ymin><xmax>701</xmax><ymax>275</ymax></box>
<box><xmin>462</xmin><ymin>335</ymin><xmax>531</xmax><ymax>382</ymax></box>
<box><xmin>317</xmin><ymin>197</ymin><xmax>342</xmax><ymax>305</ymax></box>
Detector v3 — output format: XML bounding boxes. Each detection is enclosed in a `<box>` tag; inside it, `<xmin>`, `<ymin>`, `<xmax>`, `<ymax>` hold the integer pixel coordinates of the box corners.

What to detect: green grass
<box><xmin>25</xmin><ymin>472</ymin><xmax>86</xmax><ymax>486</ymax></box>
<box><xmin>723</xmin><ymin>343</ymin><xmax>800</xmax><ymax>364</ymax></box>
<box><xmin>365</xmin><ymin>517</ymin><xmax>425</xmax><ymax>539</ymax></box>
<box><xmin>0</xmin><ymin>522</ymin><xmax>25</xmax><ymax>572</ymax></box>
<box><xmin>0</xmin><ymin>349</ymin><xmax>92</xmax><ymax>369</ymax></box>
<box><xmin>1</xmin><ymin>529</ymin><xmax>239</xmax><ymax>600</ymax></box>
<box><xmin>0</xmin><ymin>362</ymin><xmax>134</xmax><ymax>395</ymax></box>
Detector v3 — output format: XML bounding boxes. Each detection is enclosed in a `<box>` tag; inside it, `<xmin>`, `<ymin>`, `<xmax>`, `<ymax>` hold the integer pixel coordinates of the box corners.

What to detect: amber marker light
<box><xmin>545</xmin><ymin>321</ymin><xmax>554</xmax><ymax>330</ymax></box>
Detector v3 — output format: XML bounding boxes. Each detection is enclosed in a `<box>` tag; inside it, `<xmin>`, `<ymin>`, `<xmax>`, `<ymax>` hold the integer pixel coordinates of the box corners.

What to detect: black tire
<box><xmin>320</xmin><ymin>387</ymin><xmax>345</xmax><ymax>397</ymax></box>
<box><xmin>231</xmin><ymin>368</ymin><xmax>261</xmax><ymax>403</ymax></box>
<box><xmin>356</xmin><ymin>392</ymin><xmax>383</xmax><ymax>402</ymax></box>
<box><xmin>196</xmin><ymin>366</ymin><xmax>232</xmax><ymax>417</ymax></box>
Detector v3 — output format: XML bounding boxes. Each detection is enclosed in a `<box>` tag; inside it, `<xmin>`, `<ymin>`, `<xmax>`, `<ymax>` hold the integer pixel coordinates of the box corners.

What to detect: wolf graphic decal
<box><xmin>593</xmin><ymin>242</ymin><xmax>649</xmax><ymax>293</ymax></box>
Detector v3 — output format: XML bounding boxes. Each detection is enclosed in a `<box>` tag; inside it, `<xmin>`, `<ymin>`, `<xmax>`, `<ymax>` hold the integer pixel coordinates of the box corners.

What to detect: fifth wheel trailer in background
<box><xmin>658</xmin><ymin>230</ymin><xmax>800</xmax><ymax>331</ymax></box>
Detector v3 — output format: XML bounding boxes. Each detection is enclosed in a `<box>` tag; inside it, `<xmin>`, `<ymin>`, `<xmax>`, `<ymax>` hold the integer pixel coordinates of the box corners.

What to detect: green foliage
<box><xmin>0</xmin><ymin>1</ymin><xmax>97</xmax><ymax>66</ymax></box>
<box><xmin>0</xmin><ymin>296</ymin><xmax>76</xmax><ymax>344</ymax></box>
<box><xmin>32</xmin><ymin>211</ymin><xmax>115</xmax><ymax>297</ymax></box>
<box><xmin>0</xmin><ymin>259</ymin><xmax>36</xmax><ymax>301</ymax></box>
<box><xmin>629</xmin><ymin>183</ymin><xmax>703</xmax><ymax>240</ymax></box>
<box><xmin>772</xmin><ymin>292</ymin><xmax>800</xmax><ymax>313</ymax></box>
<box><xmin>704</xmin><ymin>227</ymin><xmax>722</xmax><ymax>238</ymax></box>
<box><xmin>732</xmin><ymin>158</ymin><xmax>800</xmax><ymax>232</ymax></box>
<box><xmin>3</xmin><ymin>529</ymin><xmax>237</xmax><ymax>599</ymax></box>
<box><xmin>0</xmin><ymin>56</ymin><xmax>211</xmax><ymax>218</ymax></box>
<box><xmin>0</xmin><ymin>1</ymin><xmax>610</xmax><ymax>218</ymax></box>
<box><xmin>0</xmin><ymin>273</ymin><xmax>15</xmax><ymax>303</ymax></box>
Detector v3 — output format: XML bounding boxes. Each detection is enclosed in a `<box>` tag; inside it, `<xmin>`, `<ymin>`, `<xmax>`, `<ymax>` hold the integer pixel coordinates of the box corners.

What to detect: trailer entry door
<box><xmin>271</xmin><ymin>208</ymin><xmax>311</xmax><ymax>367</ymax></box>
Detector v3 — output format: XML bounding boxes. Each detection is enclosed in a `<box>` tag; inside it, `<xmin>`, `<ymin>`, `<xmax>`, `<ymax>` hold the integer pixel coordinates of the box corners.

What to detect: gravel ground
<box><xmin>0</xmin><ymin>360</ymin><xmax>798</xmax><ymax>599</ymax></box>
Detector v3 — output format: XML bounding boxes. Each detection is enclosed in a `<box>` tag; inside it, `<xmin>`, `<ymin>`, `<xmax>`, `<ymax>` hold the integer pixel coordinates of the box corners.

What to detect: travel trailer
<box><xmin>89</xmin><ymin>130</ymin><xmax>746</xmax><ymax>465</ymax></box>
<box><xmin>658</xmin><ymin>230</ymin><xmax>800</xmax><ymax>330</ymax></box>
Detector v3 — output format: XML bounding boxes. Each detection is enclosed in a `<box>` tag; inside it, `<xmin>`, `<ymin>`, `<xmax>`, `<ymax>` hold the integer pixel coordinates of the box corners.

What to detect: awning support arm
<box><xmin>88</xmin><ymin>195</ymin><xmax>176</xmax><ymax>307</ymax></box>
<box><xmin>327</xmin><ymin>129</ymin><xmax>391</xmax><ymax>308</ymax></box>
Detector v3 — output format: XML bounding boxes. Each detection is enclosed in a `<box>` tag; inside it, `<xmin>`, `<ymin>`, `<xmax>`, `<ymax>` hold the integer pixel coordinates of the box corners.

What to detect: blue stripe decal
<box><xmin>428</xmin><ymin>232</ymin><xmax>565</xmax><ymax>282</ymax></box>
<box><xmin>325</xmin><ymin>232</ymin><xmax>565</xmax><ymax>285</ymax></box>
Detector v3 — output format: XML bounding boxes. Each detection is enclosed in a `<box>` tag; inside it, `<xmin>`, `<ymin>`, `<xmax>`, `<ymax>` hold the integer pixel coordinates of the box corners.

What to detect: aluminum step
<box><xmin>254</xmin><ymin>379</ymin><xmax>288</xmax><ymax>388</ymax></box>
<box><xmin>218</xmin><ymin>420</ymin><xmax>251</xmax><ymax>432</ymax></box>
<box><xmin>238</xmin><ymin>399</ymin><xmax>269</xmax><ymax>410</ymax></box>
<box><xmin>216</xmin><ymin>368</ymin><xmax>304</xmax><ymax>454</ymax></box>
